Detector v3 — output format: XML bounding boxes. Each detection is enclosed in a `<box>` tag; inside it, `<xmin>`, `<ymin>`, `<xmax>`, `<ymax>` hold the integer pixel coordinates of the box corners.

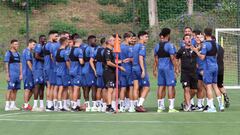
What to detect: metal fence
<box><xmin>0</xmin><ymin>0</ymin><xmax>239</xmax><ymax>85</ymax></box>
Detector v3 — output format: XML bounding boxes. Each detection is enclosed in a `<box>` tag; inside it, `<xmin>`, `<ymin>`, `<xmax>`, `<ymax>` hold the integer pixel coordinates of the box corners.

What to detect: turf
<box><xmin>0</xmin><ymin>72</ymin><xmax>239</xmax><ymax>135</ymax></box>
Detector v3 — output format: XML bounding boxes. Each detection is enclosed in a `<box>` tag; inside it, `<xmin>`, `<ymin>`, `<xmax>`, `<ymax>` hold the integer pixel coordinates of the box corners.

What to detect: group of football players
<box><xmin>3</xmin><ymin>27</ymin><xmax>230</xmax><ymax>113</ymax></box>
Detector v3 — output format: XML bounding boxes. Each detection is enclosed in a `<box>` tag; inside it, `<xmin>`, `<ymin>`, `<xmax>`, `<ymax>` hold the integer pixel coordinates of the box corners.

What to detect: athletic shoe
<box><xmin>128</xmin><ymin>107</ymin><xmax>136</xmax><ymax>113</ymax></box>
<box><xmin>183</xmin><ymin>106</ymin><xmax>192</xmax><ymax>112</ymax></box>
<box><xmin>168</xmin><ymin>109</ymin><xmax>179</xmax><ymax>113</ymax></box>
<box><xmin>5</xmin><ymin>106</ymin><xmax>11</xmax><ymax>111</ymax></box>
<box><xmin>195</xmin><ymin>106</ymin><xmax>204</xmax><ymax>111</ymax></box>
<box><xmin>97</xmin><ymin>106</ymin><xmax>102</xmax><ymax>112</ymax></box>
<box><xmin>203</xmin><ymin>107</ymin><xmax>217</xmax><ymax>113</ymax></box>
<box><xmin>219</xmin><ymin>105</ymin><xmax>225</xmax><ymax>112</ymax></box>
<box><xmin>22</xmin><ymin>104</ymin><xmax>32</xmax><ymax>111</ymax></box>
<box><xmin>136</xmin><ymin>106</ymin><xmax>147</xmax><ymax>112</ymax></box>
<box><xmin>11</xmin><ymin>106</ymin><xmax>20</xmax><ymax>111</ymax></box>
<box><xmin>101</xmin><ymin>106</ymin><xmax>106</xmax><ymax>112</ymax></box>
<box><xmin>60</xmin><ymin>108</ymin><xmax>67</xmax><ymax>112</ymax></box>
<box><xmin>224</xmin><ymin>94</ymin><xmax>230</xmax><ymax>108</ymax></box>
<box><xmin>157</xmin><ymin>108</ymin><xmax>165</xmax><ymax>113</ymax></box>
<box><xmin>190</xmin><ymin>104</ymin><xmax>196</xmax><ymax>111</ymax></box>
<box><xmin>46</xmin><ymin>106</ymin><xmax>54</xmax><ymax>112</ymax></box>
<box><xmin>119</xmin><ymin>107</ymin><xmax>126</xmax><ymax>113</ymax></box>
<box><xmin>91</xmin><ymin>107</ymin><xmax>98</xmax><ymax>112</ymax></box>
<box><xmin>106</xmin><ymin>107</ymin><xmax>115</xmax><ymax>113</ymax></box>
<box><xmin>38</xmin><ymin>107</ymin><xmax>45</xmax><ymax>112</ymax></box>
<box><xmin>71</xmin><ymin>106</ymin><xmax>80</xmax><ymax>112</ymax></box>
<box><xmin>203</xmin><ymin>105</ymin><xmax>209</xmax><ymax>112</ymax></box>
<box><xmin>63</xmin><ymin>107</ymin><xmax>71</xmax><ymax>111</ymax></box>
<box><xmin>85</xmin><ymin>107</ymin><xmax>91</xmax><ymax>112</ymax></box>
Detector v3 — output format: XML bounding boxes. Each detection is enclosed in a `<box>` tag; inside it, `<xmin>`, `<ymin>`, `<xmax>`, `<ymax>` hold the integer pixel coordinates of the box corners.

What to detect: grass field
<box><xmin>0</xmin><ymin>72</ymin><xmax>239</xmax><ymax>135</ymax></box>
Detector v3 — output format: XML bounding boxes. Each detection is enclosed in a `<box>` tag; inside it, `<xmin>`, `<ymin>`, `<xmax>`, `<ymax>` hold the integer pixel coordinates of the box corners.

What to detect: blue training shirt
<box><xmin>69</xmin><ymin>47</ymin><xmax>83</xmax><ymax>76</ymax></box>
<box><xmin>154</xmin><ymin>42</ymin><xmax>176</xmax><ymax>70</ymax></box>
<box><xmin>54</xmin><ymin>49</ymin><xmax>68</xmax><ymax>76</ymax></box>
<box><xmin>22</xmin><ymin>48</ymin><xmax>33</xmax><ymax>79</ymax></box>
<box><xmin>132</xmin><ymin>43</ymin><xmax>147</xmax><ymax>72</ymax></box>
<box><xmin>33</xmin><ymin>44</ymin><xmax>44</xmax><ymax>71</ymax></box>
<box><xmin>4</xmin><ymin>51</ymin><xmax>21</xmax><ymax>78</ymax></box>
<box><xmin>201</xmin><ymin>41</ymin><xmax>218</xmax><ymax>70</ymax></box>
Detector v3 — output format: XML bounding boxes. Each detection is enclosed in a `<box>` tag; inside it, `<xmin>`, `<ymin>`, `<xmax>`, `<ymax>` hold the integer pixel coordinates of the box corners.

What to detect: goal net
<box><xmin>215</xmin><ymin>28</ymin><xmax>240</xmax><ymax>89</ymax></box>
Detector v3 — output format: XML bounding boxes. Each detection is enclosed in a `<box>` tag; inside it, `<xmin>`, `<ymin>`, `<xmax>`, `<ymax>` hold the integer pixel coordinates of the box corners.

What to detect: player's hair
<box><xmin>128</xmin><ymin>31</ymin><xmax>136</xmax><ymax>37</ymax></box>
<box><xmin>192</xmin><ymin>29</ymin><xmax>202</xmax><ymax>35</ymax></box>
<box><xmin>28</xmin><ymin>39</ymin><xmax>37</xmax><ymax>44</ymax></box>
<box><xmin>59</xmin><ymin>37</ymin><xmax>68</xmax><ymax>45</ymax></box>
<box><xmin>211</xmin><ymin>35</ymin><xmax>216</xmax><ymax>41</ymax></box>
<box><xmin>10</xmin><ymin>39</ymin><xmax>18</xmax><ymax>44</ymax></box>
<box><xmin>74</xmin><ymin>38</ymin><xmax>82</xmax><ymax>43</ymax></box>
<box><xmin>184</xmin><ymin>26</ymin><xmax>192</xmax><ymax>31</ymax></box>
<box><xmin>87</xmin><ymin>35</ymin><xmax>96</xmax><ymax>41</ymax></box>
<box><xmin>137</xmin><ymin>31</ymin><xmax>148</xmax><ymax>38</ymax></box>
<box><xmin>60</xmin><ymin>31</ymin><xmax>70</xmax><ymax>35</ymax></box>
<box><xmin>100</xmin><ymin>37</ymin><xmax>106</xmax><ymax>45</ymax></box>
<box><xmin>39</xmin><ymin>35</ymin><xmax>46</xmax><ymax>39</ymax></box>
<box><xmin>72</xmin><ymin>33</ymin><xmax>80</xmax><ymax>40</ymax></box>
<box><xmin>160</xmin><ymin>28</ymin><xmax>171</xmax><ymax>37</ymax></box>
<box><xmin>183</xmin><ymin>34</ymin><xmax>191</xmax><ymax>40</ymax></box>
<box><xmin>204</xmin><ymin>28</ymin><xmax>213</xmax><ymax>36</ymax></box>
<box><xmin>48</xmin><ymin>30</ymin><xmax>58</xmax><ymax>35</ymax></box>
<box><xmin>123</xmin><ymin>32</ymin><xmax>134</xmax><ymax>39</ymax></box>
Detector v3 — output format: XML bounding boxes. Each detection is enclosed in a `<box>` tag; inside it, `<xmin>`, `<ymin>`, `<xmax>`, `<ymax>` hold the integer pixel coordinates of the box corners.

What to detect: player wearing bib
<box><xmin>4</xmin><ymin>39</ymin><xmax>22</xmax><ymax>111</ymax></box>
<box><xmin>153</xmin><ymin>28</ymin><xmax>179</xmax><ymax>113</ymax></box>
<box><xmin>68</xmin><ymin>38</ymin><xmax>84</xmax><ymax>111</ymax></box>
<box><xmin>54</xmin><ymin>37</ymin><xmax>70</xmax><ymax>111</ymax></box>
<box><xmin>119</xmin><ymin>32</ymin><xmax>134</xmax><ymax>112</ymax></box>
<box><xmin>192</xmin><ymin>28</ymin><xmax>224</xmax><ymax>112</ymax></box>
<box><xmin>44</xmin><ymin>30</ymin><xmax>59</xmax><ymax>111</ymax></box>
<box><xmin>22</xmin><ymin>39</ymin><xmax>36</xmax><ymax>111</ymax></box>
<box><xmin>132</xmin><ymin>31</ymin><xmax>150</xmax><ymax>112</ymax></box>
<box><xmin>83</xmin><ymin>35</ymin><xmax>97</xmax><ymax>112</ymax></box>
<box><xmin>32</xmin><ymin>35</ymin><xmax>47</xmax><ymax>111</ymax></box>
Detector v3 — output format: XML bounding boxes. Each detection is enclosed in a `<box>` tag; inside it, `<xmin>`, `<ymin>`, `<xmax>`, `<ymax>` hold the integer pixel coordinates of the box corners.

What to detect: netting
<box><xmin>216</xmin><ymin>28</ymin><xmax>240</xmax><ymax>87</ymax></box>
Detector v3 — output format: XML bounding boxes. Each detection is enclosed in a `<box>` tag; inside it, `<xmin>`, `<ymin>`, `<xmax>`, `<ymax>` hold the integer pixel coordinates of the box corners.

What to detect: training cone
<box><xmin>114</xmin><ymin>33</ymin><xmax>121</xmax><ymax>53</ymax></box>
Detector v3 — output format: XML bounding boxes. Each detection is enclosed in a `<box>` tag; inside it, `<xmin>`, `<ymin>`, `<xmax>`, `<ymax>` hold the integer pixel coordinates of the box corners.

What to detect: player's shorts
<box><xmin>33</xmin><ymin>70</ymin><xmax>45</xmax><ymax>85</ymax></box>
<box><xmin>157</xmin><ymin>68</ymin><xmax>176</xmax><ymax>86</ymax></box>
<box><xmin>181</xmin><ymin>72</ymin><xmax>198</xmax><ymax>89</ymax></box>
<box><xmin>120</xmin><ymin>74</ymin><xmax>133</xmax><ymax>88</ymax></box>
<box><xmin>217</xmin><ymin>74</ymin><xmax>224</xmax><ymax>88</ymax></box>
<box><xmin>56</xmin><ymin>75</ymin><xmax>71</xmax><ymax>87</ymax></box>
<box><xmin>132</xmin><ymin>70</ymin><xmax>150</xmax><ymax>87</ymax></box>
<box><xmin>84</xmin><ymin>73</ymin><xmax>96</xmax><ymax>87</ymax></box>
<box><xmin>203</xmin><ymin>68</ymin><xmax>218</xmax><ymax>84</ymax></box>
<box><xmin>23</xmin><ymin>77</ymin><xmax>34</xmax><ymax>90</ymax></box>
<box><xmin>71</xmin><ymin>75</ymin><xmax>84</xmax><ymax>87</ymax></box>
<box><xmin>96</xmin><ymin>75</ymin><xmax>105</xmax><ymax>89</ymax></box>
<box><xmin>103</xmin><ymin>70</ymin><xmax>116</xmax><ymax>88</ymax></box>
<box><xmin>49</xmin><ymin>71</ymin><xmax>57</xmax><ymax>85</ymax></box>
<box><xmin>8</xmin><ymin>76</ymin><xmax>21</xmax><ymax>90</ymax></box>
<box><xmin>44</xmin><ymin>69</ymin><xmax>50</xmax><ymax>82</ymax></box>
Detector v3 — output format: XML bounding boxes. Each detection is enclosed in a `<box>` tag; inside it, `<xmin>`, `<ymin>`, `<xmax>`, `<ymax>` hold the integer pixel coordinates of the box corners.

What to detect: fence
<box><xmin>0</xmin><ymin>0</ymin><xmax>239</xmax><ymax>86</ymax></box>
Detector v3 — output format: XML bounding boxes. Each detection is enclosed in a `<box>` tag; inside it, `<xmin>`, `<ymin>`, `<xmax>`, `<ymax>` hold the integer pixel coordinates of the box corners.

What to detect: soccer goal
<box><xmin>215</xmin><ymin>28</ymin><xmax>240</xmax><ymax>90</ymax></box>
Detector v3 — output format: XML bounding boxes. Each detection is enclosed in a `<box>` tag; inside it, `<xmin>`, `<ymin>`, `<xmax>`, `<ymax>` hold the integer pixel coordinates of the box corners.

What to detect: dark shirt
<box><xmin>176</xmin><ymin>47</ymin><xmax>198</xmax><ymax>73</ymax></box>
<box><xmin>217</xmin><ymin>45</ymin><xmax>224</xmax><ymax>75</ymax></box>
<box><xmin>103</xmin><ymin>47</ymin><xmax>115</xmax><ymax>72</ymax></box>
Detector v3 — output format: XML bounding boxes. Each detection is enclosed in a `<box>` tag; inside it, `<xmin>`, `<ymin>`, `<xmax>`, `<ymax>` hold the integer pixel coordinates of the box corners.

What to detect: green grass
<box><xmin>0</xmin><ymin>71</ymin><xmax>239</xmax><ymax>135</ymax></box>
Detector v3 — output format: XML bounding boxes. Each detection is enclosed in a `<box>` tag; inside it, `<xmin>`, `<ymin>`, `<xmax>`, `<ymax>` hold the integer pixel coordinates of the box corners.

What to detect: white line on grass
<box><xmin>0</xmin><ymin>112</ymin><xmax>27</xmax><ymax>117</ymax></box>
<box><xmin>0</xmin><ymin>119</ymin><xmax>240</xmax><ymax>124</ymax></box>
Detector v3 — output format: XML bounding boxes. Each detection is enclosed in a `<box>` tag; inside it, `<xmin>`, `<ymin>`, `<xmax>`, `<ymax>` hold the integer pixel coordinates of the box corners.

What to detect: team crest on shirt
<box><xmin>184</xmin><ymin>82</ymin><xmax>187</xmax><ymax>86</ymax></box>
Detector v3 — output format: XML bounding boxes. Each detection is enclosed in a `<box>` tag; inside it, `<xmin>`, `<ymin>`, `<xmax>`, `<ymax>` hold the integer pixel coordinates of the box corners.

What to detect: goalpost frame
<box><xmin>215</xmin><ymin>28</ymin><xmax>240</xmax><ymax>89</ymax></box>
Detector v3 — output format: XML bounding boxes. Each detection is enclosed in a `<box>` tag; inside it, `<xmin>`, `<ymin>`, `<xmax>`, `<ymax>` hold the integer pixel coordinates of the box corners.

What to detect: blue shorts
<box><xmin>71</xmin><ymin>75</ymin><xmax>84</xmax><ymax>86</ymax></box>
<box><xmin>132</xmin><ymin>70</ymin><xmax>150</xmax><ymax>87</ymax></box>
<box><xmin>56</xmin><ymin>75</ymin><xmax>71</xmax><ymax>87</ymax></box>
<box><xmin>203</xmin><ymin>69</ymin><xmax>218</xmax><ymax>84</ymax></box>
<box><xmin>33</xmin><ymin>70</ymin><xmax>45</xmax><ymax>85</ymax></box>
<box><xmin>49</xmin><ymin>71</ymin><xmax>57</xmax><ymax>85</ymax></box>
<box><xmin>96</xmin><ymin>75</ymin><xmax>105</xmax><ymax>89</ymax></box>
<box><xmin>8</xmin><ymin>76</ymin><xmax>21</xmax><ymax>90</ymax></box>
<box><xmin>84</xmin><ymin>73</ymin><xmax>96</xmax><ymax>87</ymax></box>
<box><xmin>44</xmin><ymin>69</ymin><xmax>50</xmax><ymax>82</ymax></box>
<box><xmin>157</xmin><ymin>68</ymin><xmax>176</xmax><ymax>86</ymax></box>
<box><xmin>23</xmin><ymin>77</ymin><xmax>34</xmax><ymax>90</ymax></box>
<box><xmin>120</xmin><ymin>74</ymin><xmax>133</xmax><ymax>88</ymax></box>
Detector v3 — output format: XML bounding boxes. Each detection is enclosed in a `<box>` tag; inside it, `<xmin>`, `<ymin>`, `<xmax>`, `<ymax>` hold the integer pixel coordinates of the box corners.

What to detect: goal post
<box><xmin>215</xmin><ymin>28</ymin><xmax>240</xmax><ymax>89</ymax></box>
